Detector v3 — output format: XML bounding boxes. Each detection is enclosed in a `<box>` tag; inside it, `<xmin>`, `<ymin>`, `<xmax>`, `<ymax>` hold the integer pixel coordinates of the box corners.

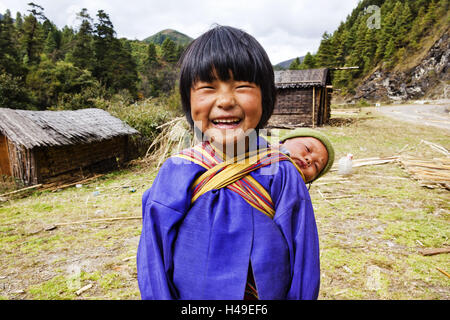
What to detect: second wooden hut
<box><xmin>269</xmin><ymin>68</ymin><xmax>332</xmax><ymax>128</ymax></box>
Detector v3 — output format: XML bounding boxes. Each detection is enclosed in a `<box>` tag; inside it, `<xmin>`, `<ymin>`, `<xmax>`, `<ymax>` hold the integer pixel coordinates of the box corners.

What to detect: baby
<box><xmin>274</xmin><ymin>128</ymin><xmax>335</xmax><ymax>183</ymax></box>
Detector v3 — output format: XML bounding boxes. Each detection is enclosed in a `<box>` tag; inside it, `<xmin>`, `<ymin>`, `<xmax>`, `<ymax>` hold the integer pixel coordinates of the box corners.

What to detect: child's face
<box><xmin>190</xmin><ymin>74</ymin><xmax>262</xmax><ymax>148</ymax></box>
<box><xmin>281</xmin><ymin>137</ymin><xmax>328</xmax><ymax>182</ymax></box>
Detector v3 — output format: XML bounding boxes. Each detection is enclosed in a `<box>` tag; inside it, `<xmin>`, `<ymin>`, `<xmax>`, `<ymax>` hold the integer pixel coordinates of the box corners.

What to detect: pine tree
<box><xmin>422</xmin><ymin>0</ymin><xmax>438</xmax><ymax>31</ymax></box>
<box><xmin>384</xmin><ymin>37</ymin><xmax>396</xmax><ymax>66</ymax></box>
<box><xmin>299</xmin><ymin>52</ymin><xmax>316</xmax><ymax>69</ymax></box>
<box><xmin>410</xmin><ymin>6</ymin><xmax>426</xmax><ymax>45</ymax></box>
<box><xmin>0</xmin><ymin>10</ymin><xmax>22</xmax><ymax>75</ymax></box>
<box><xmin>93</xmin><ymin>10</ymin><xmax>116</xmax><ymax>86</ymax></box>
<box><xmin>395</xmin><ymin>2</ymin><xmax>413</xmax><ymax>48</ymax></box>
<box><xmin>92</xmin><ymin>10</ymin><xmax>138</xmax><ymax>96</ymax></box>
<box><xmin>14</xmin><ymin>12</ymin><xmax>23</xmax><ymax>30</ymax></box>
<box><xmin>436</xmin><ymin>0</ymin><xmax>449</xmax><ymax>17</ymax></box>
<box><xmin>315</xmin><ymin>32</ymin><xmax>335</xmax><ymax>68</ymax></box>
<box><xmin>374</xmin><ymin>2</ymin><xmax>396</xmax><ymax>63</ymax></box>
<box><xmin>175</xmin><ymin>44</ymin><xmax>185</xmax><ymax>61</ymax></box>
<box><xmin>145</xmin><ymin>42</ymin><xmax>158</xmax><ymax>67</ymax></box>
<box><xmin>289</xmin><ymin>57</ymin><xmax>301</xmax><ymax>70</ymax></box>
<box><xmin>362</xmin><ymin>28</ymin><xmax>377</xmax><ymax>73</ymax></box>
<box><xmin>161</xmin><ymin>37</ymin><xmax>177</xmax><ymax>63</ymax></box>
<box><xmin>348</xmin><ymin>16</ymin><xmax>367</xmax><ymax>73</ymax></box>
<box><xmin>41</xmin><ymin>19</ymin><xmax>54</xmax><ymax>41</ymax></box>
<box><xmin>409</xmin><ymin>0</ymin><xmax>429</xmax><ymax>16</ymax></box>
<box><xmin>20</xmin><ymin>3</ymin><xmax>47</xmax><ymax>65</ymax></box>
<box><xmin>44</xmin><ymin>29</ymin><xmax>57</xmax><ymax>55</ymax></box>
<box><xmin>112</xmin><ymin>38</ymin><xmax>138</xmax><ymax>95</ymax></box>
<box><xmin>333</xmin><ymin>28</ymin><xmax>348</xmax><ymax>67</ymax></box>
<box><xmin>60</xmin><ymin>26</ymin><xmax>75</xmax><ymax>55</ymax></box>
<box><xmin>68</xmin><ymin>8</ymin><xmax>95</xmax><ymax>71</ymax></box>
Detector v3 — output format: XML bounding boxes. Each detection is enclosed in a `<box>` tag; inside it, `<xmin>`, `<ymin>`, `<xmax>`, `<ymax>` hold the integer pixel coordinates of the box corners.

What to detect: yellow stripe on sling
<box><xmin>172</xmin><ymin>142</ymin><xmax>305</xmax><ymax>219</ymax></box>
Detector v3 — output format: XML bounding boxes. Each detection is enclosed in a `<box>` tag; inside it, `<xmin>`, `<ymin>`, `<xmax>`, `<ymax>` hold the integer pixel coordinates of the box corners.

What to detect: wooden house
<box><xmin>0</xmin><ymin>108</ymin><xmax>139</xmax><ymax>186</ymax></box>
<box><xmin>269</xmin><ymin>68</ymin><xmax>332</xmax><ymax>128</ymax></box>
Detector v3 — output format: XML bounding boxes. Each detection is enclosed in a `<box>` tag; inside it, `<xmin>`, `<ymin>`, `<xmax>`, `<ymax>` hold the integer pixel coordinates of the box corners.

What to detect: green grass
<box><xmin>0</xmin><ymin>107</ymin><xmax>448</xmax><ymax>300</ymax></box>
<box><xmin>308</xmin><ymin>109</ymin><xmax>450</xmax><ymax>299</ymax></box>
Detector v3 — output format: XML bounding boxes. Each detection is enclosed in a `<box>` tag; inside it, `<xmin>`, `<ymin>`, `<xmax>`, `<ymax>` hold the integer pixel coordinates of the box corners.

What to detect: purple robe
<box><xmin>137</xmin><ymin>138</ymin><xmax>320</xmax><ymax>300</ymax></box>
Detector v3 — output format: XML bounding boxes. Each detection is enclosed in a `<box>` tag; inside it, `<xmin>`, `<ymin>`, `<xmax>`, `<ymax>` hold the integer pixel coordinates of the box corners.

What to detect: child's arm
<box><xmin>272</xmin><ymin>162</ymin><xmax>320</xmax><ymax>300</ymax></box>
<box><xmin>136</xmin><ymin>158</ymin><xmax>196</xmax><ymax>300</ymax></box>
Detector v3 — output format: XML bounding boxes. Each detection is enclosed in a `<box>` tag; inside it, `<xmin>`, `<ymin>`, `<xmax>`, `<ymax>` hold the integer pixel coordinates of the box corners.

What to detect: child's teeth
<box><xmin>214</xmin><ymin>119</ymin><xmax>240</xmax><ymax>123</ymax></box>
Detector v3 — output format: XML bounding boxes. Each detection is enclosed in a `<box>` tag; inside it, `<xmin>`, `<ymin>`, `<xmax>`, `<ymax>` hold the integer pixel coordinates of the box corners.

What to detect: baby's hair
<box><xmin>178</xmin><ymin>24</ymin><xmax>276</xmax><ymax>129</ymax></box>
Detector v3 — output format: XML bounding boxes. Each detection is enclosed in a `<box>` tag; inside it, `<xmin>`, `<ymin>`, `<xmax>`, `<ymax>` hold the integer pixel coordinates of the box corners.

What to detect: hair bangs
<box><xmin>184</xmin><ymin>28</ymin><xmax>262</xmax><ymax>86</ymax></box>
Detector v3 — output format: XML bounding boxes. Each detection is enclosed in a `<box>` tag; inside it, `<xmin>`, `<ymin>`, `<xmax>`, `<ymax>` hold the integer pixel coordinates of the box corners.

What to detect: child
<box><xmin>137</xmin><ymin>25</ymin><xmax>320</xmax><ymax>300</ymax></box>
<box><xmin>275</xmin><ymin>128</ymin><xmax>335</xmax><ymax>183</ymax></box>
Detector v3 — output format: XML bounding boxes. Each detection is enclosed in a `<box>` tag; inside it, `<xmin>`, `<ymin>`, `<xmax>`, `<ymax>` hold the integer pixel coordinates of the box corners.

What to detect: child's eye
<box><xmin>194</xmin><ymin>82</ymin><xmax>214</xmax><ymax>90</ymax></box>
<box><xmin>236</xmin><ymin>83</ymin><xmax>255</xmax><ymax>89</ymax></box>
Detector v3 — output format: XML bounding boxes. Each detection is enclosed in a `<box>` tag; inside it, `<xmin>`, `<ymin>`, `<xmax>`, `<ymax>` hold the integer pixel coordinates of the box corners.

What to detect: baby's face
<box><xmin>281</xmin><ymin>137</ymin><xmax>328</xmax><ymax>182</ymax></box>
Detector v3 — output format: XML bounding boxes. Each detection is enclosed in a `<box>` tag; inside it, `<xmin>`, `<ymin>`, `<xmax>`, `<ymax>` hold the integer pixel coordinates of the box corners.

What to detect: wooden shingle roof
<box><xmin>0</xmin><ymin>108</ymin><xmax>139</xmax><ymax>149</ymax></box>
<box><xmin>274</xmin><ymin>68</ymin><xmax>329</xmax><ymax>89</ymax></box>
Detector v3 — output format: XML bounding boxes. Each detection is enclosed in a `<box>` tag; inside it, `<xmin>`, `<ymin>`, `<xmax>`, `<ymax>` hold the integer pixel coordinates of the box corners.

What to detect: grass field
<box><xmin>0</xmin><ymin>107</ymin><xmax>449</xmax><ymax>300</ymax></box>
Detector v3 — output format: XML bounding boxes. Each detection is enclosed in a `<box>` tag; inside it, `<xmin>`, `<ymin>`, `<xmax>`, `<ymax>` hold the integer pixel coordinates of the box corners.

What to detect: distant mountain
<box><xmin>143</xmin><ymin>29</ymin><xmax>193</xmax><ymax>46</ymax></box>
<box><xmin>274</xmin><ymin>56</ymin><xmax>305</xmax><ymax>70</ymax></box>
<box><xmin>0</xmin><ymin>13</ymin><xmax>3</xmax><ymax>20</ymax></box>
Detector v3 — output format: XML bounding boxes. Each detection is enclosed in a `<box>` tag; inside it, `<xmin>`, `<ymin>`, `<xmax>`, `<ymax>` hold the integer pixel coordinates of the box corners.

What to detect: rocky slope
<box><xmin>353</xmin><ymin>28</ymin><xmax>449</xmax><ymax>102</ymax></box>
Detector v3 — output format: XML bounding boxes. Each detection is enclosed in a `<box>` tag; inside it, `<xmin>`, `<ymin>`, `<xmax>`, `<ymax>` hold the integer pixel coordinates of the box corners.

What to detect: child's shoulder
<box><xmin>268</xmin><ymin>156</ymin><xmax>307</xmax><ymax>186</ymax></box>
<box><xmin>143</xmin><ymin>146</ymin><xmax>207</xmax><ymax>206</ymax></box>
<box><xmin>257</xmin><ymin>153</ymin><xmax>310</xmax><ymax>209</ymax></box>
<box><xmin>156</xmin><ymin>148</ymin><xmax>207</xmax><ymax>182</ymax></box>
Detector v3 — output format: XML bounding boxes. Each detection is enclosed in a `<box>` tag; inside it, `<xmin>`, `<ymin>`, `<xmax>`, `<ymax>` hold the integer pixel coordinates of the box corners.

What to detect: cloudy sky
<box><xmin>0</xmin><ymin>0</ymin><xmax>360</xmax><ymax>64</ymax></box>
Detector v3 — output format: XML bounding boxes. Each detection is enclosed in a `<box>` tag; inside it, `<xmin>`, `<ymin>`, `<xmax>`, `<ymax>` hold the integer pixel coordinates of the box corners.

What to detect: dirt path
<box><xmin>376</xmin><ymin>102</ymin><xmax>450</xmax><ymax>131</ymax></box>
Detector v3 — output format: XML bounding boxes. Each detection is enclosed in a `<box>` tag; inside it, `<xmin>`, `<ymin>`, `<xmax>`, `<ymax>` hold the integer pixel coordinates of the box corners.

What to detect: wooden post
<box><xmin>324</xmin><ymin>87</ymin><xmax>328</xmax><ymax>124</ymax></box>
<box><xmin>312</xmin><ymin>87</ymin><xmax>316</xmax><ymax>128</ymax></box>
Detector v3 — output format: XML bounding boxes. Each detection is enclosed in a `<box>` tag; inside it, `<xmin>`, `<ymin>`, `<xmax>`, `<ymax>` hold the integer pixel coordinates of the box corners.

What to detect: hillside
<box><xmin>143</xmin><ymin>29</ymin><xmax>193</xmax><ymax>46</ymax></box>
<box><xmin>274</xmin><ymin>56</ymin><xmax>305</xmax><ymax>70</ymax></box>
<box><xmin>354</xmin><ymin>25</ymin><xmax>449</xmax><ymax>102</ymax></box>
<box><xmin>309</xmin><ymin>0</ymin><xmax>449</xmax><ymax>102</ymax></box>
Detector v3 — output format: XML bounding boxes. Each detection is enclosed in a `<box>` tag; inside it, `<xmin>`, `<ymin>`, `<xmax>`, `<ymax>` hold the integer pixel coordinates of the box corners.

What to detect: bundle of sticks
<box><xmin>398</xmin><ymin>157</ymin><xmax>450</xmax><ymax>190</ymax></box>
<box><xmin>328</xmin><ymin>139</ymin><xmax>450</xmax><ymax>190</ymax></box>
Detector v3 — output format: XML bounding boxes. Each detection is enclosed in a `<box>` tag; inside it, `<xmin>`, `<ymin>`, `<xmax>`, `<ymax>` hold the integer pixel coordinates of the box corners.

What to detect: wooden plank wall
<box><xmin>6</xmin><ymin>141</ymin><xmax>37</xmax><ymax>186</ymax></box>
<box><xmin>274</xmin><ymin>87</ymin><xmax>328</xmax><ymax>127</ymax></box>
<box><xmin>34</xmin><ymin>136</ymin><xmax>128</xmax><ymax>183</ymax></box>
<box><xmin>0</xmin><ymin>135</ymin><xmax>11</xmax><ymax>176</ymax></box>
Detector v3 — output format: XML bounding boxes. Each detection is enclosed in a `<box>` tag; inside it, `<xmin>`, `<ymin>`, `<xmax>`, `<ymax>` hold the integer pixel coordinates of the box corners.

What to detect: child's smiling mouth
<box><xmin>211</xmin><ymin>118</ymin><xmax>242</xmax><ymax>128</ymax></box>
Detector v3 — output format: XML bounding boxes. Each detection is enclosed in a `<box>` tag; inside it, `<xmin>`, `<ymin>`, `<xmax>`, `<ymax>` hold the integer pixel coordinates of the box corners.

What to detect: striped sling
<box><xmin>174</xmin><ymin>141</ymin><xmax>305</xmax><ymax>219</ymax></box>
<box><xmin>173</xmin><ymin>141</ymin><xmax>305</xmax><ymax>298</ymax></box>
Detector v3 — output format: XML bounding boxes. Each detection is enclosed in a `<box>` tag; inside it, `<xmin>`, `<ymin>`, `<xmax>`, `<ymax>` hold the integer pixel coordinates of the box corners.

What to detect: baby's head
<box><xmin>178</xmin><ymin>25</ymin><xmax>276</xmax><ymax>148</ymax></box>
<box><xmin>279</xmin><ymin>129</ymin><xmax>335</xmax><ymax>183</ymax></box>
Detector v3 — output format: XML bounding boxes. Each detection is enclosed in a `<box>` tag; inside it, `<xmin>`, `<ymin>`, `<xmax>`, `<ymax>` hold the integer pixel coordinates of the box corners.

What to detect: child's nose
<box><xmin>216</xmin><ymin>92</ymin><xmax>235</xmax><ymax>109</ymax></box>
<box><xmin>305</xmin><ymin>156</ymin><xmax>311</xmax><ymax>166</ymax></box>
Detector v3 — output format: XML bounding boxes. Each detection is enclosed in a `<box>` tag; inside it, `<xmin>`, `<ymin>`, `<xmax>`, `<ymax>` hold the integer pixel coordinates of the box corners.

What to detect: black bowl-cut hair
<box><xmin>178</xmin><ymin>25</ymin><xmax>276</xmax><ymax>129</ymax></box>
